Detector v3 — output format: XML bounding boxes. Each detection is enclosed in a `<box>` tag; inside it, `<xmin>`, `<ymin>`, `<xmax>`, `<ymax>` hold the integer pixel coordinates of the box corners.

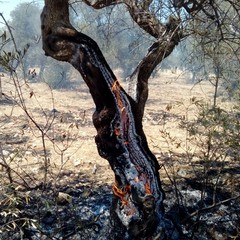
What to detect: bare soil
<box><xmin>0</xmin><ymin>70</ymin><xmax>216</xmax><ymax>186</ymax></box>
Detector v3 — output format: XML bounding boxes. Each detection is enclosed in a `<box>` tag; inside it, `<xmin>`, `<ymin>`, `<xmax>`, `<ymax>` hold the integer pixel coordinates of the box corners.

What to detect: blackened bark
<box><xmin>41</xmin><ymin>1</ymin><xmax>180</xmax><ymax>239</ymax></box>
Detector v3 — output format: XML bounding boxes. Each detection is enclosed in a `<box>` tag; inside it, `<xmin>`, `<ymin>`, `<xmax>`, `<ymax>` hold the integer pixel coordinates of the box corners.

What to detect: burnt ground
<box><xmin>0</xmin><ymin>71</ymin><xmax>240</xmax><ymax>239</ymax></box>
<box><xmin>0</xmin><ymin>171</ymin><xmax>239</xmax><ymax>240</ymax></box>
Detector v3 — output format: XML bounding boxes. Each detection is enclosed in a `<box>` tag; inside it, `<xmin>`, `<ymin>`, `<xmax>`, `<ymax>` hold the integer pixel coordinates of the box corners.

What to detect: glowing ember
<box><xmin>121</xmin><ymin>107</ymin><xmax>125</xmax><ymax>112</ymax></box>
<box><xmin>111</xmin><ymin>79</ymin><xmax>121</xmax><ymax>91</ymax></box>
<box><xmin>145</xmin><ymin>181</ymin><xmax>151</xmax><ymax>195</ymax></box>
<box><xmin>111</xmin><ymin>79</ymin><xmax>152</xmax><ymax>203</ymax></box>
<box><xmin>112</xmin><ymin>80</ymin><xmax>124</xmax><ymax>111</ymax></box>
<box><xmin>138</xmin><ymin>172</ymin><xmax>152</xmax><ymax>194</ymax></box>
<box><xmin>112</xmin><ymin>182</ymin><xmax>131</xmax><ymax>205</ymax></box>
<box><xmin>115</xmin><ymin>128</ymin><xmax>121</xmax><ymax>136</ymax></box>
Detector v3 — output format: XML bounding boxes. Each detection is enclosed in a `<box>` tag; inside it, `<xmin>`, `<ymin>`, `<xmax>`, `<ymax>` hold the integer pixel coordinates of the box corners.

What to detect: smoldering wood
<box><xmin>41</xmin><ymin>0</ymin><xmax>181</xmax><ymax>238</ymax></box>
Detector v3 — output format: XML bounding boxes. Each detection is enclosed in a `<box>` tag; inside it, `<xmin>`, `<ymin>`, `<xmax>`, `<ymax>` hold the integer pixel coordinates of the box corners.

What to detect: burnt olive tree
<box><xmin>41</xmin><ymin>0</ymin><xmax>240</xmax><ymax>239</ymax></box>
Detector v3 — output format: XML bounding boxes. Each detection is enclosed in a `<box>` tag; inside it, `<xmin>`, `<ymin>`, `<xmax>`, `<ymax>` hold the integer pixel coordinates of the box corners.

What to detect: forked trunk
<box><xmin>41</xmin><ymin>1</ymin><xmax>180</xmax><ymax>238</ymax></box>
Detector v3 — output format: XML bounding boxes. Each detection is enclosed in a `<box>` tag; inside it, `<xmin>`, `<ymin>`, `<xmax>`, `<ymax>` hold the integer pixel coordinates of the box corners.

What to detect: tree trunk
<box><xmin>41</xmin><ymin>1</ymin><xmax>180</xmax><ymax>239</ymax></box>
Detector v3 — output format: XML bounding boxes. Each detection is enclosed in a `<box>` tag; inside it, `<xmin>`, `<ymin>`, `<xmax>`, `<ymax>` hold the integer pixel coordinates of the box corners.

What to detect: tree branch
<box><xmin>182</xmin><ymin>194</ymin><xmax>240</xmax><ymax>223</ymax></box>
<box><xmin>81</xmin><ymin>0</ymin><xmax>182</xmax><ymax>123</ymax></box>
<box><xmin>82</xmin><ymin>0</ymin><xmax>183</xmax><ymax>118</ymax></box>
<box><xmin>82</xmin><ymin>0</ymin><xmax>123</xmax><ymax>9</ymax></box>
<box><xmin>128</xmin><ymin>16</ymin><xmax>182</xmax><ymax>122</ymax></box>
<box><xmin>125</xmin><ymin>1</ymin><xmax>165</xmax><ymax>39</ymax></box>
<box><xmin>83</xmin><ymin>0</ymin><xmax>166</xmax><ymax>38</ymax></box>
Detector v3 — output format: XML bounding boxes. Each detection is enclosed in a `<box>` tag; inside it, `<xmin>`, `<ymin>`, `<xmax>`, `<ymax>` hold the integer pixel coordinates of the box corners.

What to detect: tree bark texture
<box><xmin>41</xmin><ymin>0</ymin><xmax>181</xmax><ymax>239</ymax></box>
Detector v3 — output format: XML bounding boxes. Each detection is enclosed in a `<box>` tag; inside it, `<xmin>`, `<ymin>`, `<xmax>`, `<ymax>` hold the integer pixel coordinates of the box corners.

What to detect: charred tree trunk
<box><xmin>41</xmin><ymin>0</ymin><xmax>181</xmax><ymax>239</ymax></box>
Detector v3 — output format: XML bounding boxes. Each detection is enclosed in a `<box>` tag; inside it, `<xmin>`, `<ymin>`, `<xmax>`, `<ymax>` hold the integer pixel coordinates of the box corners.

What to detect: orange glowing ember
<box><xmin>145</xmin><ymin>181</ymin><xmax>151</xmax><ymax>194</ymax></box>
<box><xmin>112</xmin><ymin>80</ymin><xmax>124</xmax><ymax>110</ymax></box>
<box><xmin>115</xmin><ymin>128</ymin><xmax>121</xmax><ymax>136</ymax></box>
<box><xmin>112</xmin><ymin>182</ymin><xmax>131</xmax><ymax>205</ymax></box>
<box><xmin>112</xmin><ymin>79</ymin><xmax>121</xmax><ymax>91</ymax></box>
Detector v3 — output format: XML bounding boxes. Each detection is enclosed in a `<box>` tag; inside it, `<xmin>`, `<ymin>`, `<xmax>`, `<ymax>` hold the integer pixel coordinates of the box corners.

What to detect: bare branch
<box><xmin>83</xmin><ymin>0</ymin><xmax>166</xmax><ymax>38</ymax></box>
<box><xmin>173</xmin><ymin>0</ymin><xmax>208</xmax><ymax>13</ymax></box>
<box><xmin>182</xmin><ymin>194</ymin><xmax>240</xmax><ymax>223</ymax></box>
<box><xmin>124</xmin><ymin>1</ymin><xmax>174</xmax><ymax>39</ymax></box>
<box><xmin>128</xmin><ymin>16</ymin><xmax>182</xmax><ymax>121</ymax></box>
<box><xmin>82</xmin><ymin>0</ymin><xmax>122</xmax><ymax>9</ymax></box>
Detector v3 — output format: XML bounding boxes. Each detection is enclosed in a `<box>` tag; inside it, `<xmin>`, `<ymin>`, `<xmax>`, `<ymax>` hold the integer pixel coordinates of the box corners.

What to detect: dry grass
<box><xmin>0</xmin><ymin>69</ymin><xmax>236</xmax><ymax>186</ymax></box>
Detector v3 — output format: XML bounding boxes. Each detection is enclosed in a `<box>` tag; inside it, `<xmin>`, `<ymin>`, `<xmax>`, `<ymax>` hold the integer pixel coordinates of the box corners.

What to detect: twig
<box><xmin>182</xmin><ymin>194</ymin><xmax>240</xmax><ymax>223</ymax></box>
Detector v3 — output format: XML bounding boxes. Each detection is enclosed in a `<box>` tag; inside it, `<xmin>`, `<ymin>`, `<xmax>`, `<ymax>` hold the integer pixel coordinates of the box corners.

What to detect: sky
<box><xmin>0</xmin><ymin>0</ymin><xmax>43</xmax><ymax>21</ymax></box>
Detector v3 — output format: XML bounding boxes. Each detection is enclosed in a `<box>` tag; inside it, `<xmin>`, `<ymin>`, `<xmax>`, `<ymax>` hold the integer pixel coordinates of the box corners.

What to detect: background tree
<box><xmin>2</xmin><ymin>2</ymin><xmax>154</xmax><ymax>87</ymax></box>
<box><xmin>40</xmin><ymin>0</ymin><xmax>240</xmax><ymax>239</ymax></box>
<box><xmin>9</xmin><ymin>3</ymin><xmax>43</xmax><ymax>77</ymax></box>
<box><xmin>70</xmin><ymin>2</ymin><xmax>152</xmax><ymax>77</ymax></box>
<box><xmin>0</xmin><ymin>2</ymin><xmax>72</xmax><ymax>87</ymax></box>
<box><xmin>181</xmin><ymin>0</ymin><xmax>240</xmax><ymax>105</ymax></box>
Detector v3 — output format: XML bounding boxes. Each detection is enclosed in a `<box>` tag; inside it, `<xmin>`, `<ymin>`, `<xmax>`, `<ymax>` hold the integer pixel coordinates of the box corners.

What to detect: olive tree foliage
<box><xmin>178</xmin><ymin>0</ymin><xmax>240</xmax><ymax>99</ymax></box>
<box><xmin>7</xmin><ymin>3</ymin><xmax>44</xmax><ymax>75</ymax></box>
<box><xmin>0</xmin><ymin>2</ymin><xmax>72</xmax><ymax>88</ymax></box>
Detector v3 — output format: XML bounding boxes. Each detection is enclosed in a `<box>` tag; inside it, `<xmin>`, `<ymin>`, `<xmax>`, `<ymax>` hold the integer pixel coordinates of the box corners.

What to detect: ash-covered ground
<box><xmin>0</xmin><ymin>173</ymin><xmax>239</xmax><ymax>240</ymax></box>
